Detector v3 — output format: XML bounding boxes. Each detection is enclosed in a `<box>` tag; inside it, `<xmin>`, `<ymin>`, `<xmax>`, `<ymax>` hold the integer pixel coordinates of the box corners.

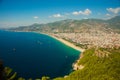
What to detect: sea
<box><xmin>0</xmin><ymin>30</ymin><xmax>80</xmax><ymax>79</ymax></box>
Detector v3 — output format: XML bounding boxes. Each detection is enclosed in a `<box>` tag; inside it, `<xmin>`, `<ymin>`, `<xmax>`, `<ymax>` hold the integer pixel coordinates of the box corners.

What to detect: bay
<box><xmin>0</xmin><ymin>30</ymin><xmax>80</xmax><ymax>79</ymax></box>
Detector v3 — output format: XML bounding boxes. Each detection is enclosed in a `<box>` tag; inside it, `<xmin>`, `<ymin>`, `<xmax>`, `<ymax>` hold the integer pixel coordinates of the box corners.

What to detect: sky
<box><xmin>0</xmin><ymin>0</ymin><xmax>120</xmax><ymax>28</ymax></box>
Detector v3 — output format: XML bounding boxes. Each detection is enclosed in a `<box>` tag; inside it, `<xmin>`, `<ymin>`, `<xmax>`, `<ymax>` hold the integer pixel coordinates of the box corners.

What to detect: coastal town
<box><xmin>1</xmin><ymin>0</ymin><xmax>120</xmax><ymax>79</ymax></box>
<box><xmin>50</xmin><ymin>31</ymin><xmax>120</xmax><ymax>49</ymax></box>
<box><xmin>11</xmin><ymin>15</ymin><xmax>120</xmax><ymax>50</ymax></box>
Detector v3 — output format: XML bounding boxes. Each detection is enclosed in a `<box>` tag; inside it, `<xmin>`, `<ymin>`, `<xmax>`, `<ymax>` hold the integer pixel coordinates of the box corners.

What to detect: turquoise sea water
<box><xmin>0</xmin><ymin>30</ymin><xmax>80</xmax><ymax>79</ymax></box>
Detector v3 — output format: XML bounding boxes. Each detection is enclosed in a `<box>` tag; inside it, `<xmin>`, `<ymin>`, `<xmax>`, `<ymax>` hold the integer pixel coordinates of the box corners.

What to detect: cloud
<box><xmin>72</xmin><ymin>11</ymin><xmax>80</xmax><ymax>15</ymax></box>
<box><xmin>72</xmin><ymin>9</ymin><xmax>92</xmax><ymax>16</ymax></box>
<box><xmin>83</xmin><ymin>9</ymin><xmax>92</xmax><ymax>15</ymax></box>
<box><xmin>50</xmin><ymin>14</ymin><xmax>63</xmax><ymax>18</ymax></box>
<box><xmin>106</xmin><ymin>13</ymin><xmax>111</xmax><ymax>16</ymax></box>
<box><xmin>33</xmin><ymin>16</ymin><xmax>39</xmax><ymax>19</ymax></box>
<box><xmin>105</xmin><ymin>7</ymin><xmax>120</xmax><ymax>20</ymax></box>
<box><xmin>107</xmin><ymin>7</ymin><xmax>120</xmax><ymax>14</ymax></box>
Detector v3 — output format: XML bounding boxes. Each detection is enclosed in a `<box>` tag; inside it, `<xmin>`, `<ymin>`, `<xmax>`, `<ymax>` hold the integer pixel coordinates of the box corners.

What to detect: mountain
<box><xmin>9</xmin><ymin>16</ymin><xmax>120</xmax><ymax>49</ymax></box>
<box><xmin>9</xmin><ymin>16</ymin><xmax>120</xmax><ymax>33</ymax></box>
<box><xmin>107</xmin><ymin>16</ymin><xmax>120</xmax><ymax>30</ymax></box>
<box><xmin>2</xmin><ymin>16</ymin><xmax>120</xmax><ymax>80</ymax></box>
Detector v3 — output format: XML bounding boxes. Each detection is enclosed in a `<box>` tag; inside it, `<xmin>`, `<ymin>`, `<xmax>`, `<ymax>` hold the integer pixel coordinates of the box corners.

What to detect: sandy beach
<box><xmin>47</xmin><ymin>34</ymin><xmax>85</xmax><ymax>52</ymax></box>
<box><xmin>15</xmin><ymin>31</ymin><xmax>85</xmax><ymax>52</ymax></box>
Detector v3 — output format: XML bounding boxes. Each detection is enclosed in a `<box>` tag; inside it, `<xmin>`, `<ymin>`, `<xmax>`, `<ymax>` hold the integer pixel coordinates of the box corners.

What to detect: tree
<box><xmin>42</xmin><ymin>76</ymin><xmax>50</xmax><ymax>80</ymax></box>
<box><xmin>0</xmin><ymin>60</ymin><xmax>6</xmax><ymax>80</ymax></box>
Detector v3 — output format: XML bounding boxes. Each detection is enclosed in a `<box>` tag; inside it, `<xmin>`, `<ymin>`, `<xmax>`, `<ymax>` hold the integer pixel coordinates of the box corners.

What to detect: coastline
<box><xmin>50</xmin><ymin>35</ymin><xmax>85</xmax><ymax>52</ymax></box>
<box><xmin>39</xmin><ymin>32</ymin><xmax>85</xmax><ymax>52</ymax></box>
<box><xmin>9</xmin><ymin>30</ymin><xmax>85</xmax><ymax>52</ymax></box>
<box><xmin>39</xmin><ymin>32</ymin><xmax>85</xmax><ymax>71</ymax></box>
<box><xmin>9</xmin><ymin>30</ymin><xmax>86</xmax><ymax>73</ymax></box>
<box><xmin>10</xmin><ymin>31</ymin><xmax>85</xmax><ymax>71</ymax></box>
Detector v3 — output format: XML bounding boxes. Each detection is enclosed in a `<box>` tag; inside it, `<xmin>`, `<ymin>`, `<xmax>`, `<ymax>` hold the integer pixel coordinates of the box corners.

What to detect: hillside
<box><xmin>54</xmin><ymin>48</ymin><xmax>120</xmax><ymax>80</ymax></box>
<box><xmin>8</xmin><ymin>16</ymin><xmax>120</xmax><ymax>50</ymax></box>
<box><xmin>9</xmin><ymin>16</ymin><xmax>120</xmax><ymax>33</ymax></box>
<box><xmin>107</xmin><ymin>16</ymin><xmax>120</xmax><ymax>29</ymax></box>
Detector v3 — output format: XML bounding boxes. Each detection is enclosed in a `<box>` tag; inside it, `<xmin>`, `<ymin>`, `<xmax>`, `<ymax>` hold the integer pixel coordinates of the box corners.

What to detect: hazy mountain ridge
<box><xmin>9</xmin><ymin>16</ymin><xmax>120</xmax><ymax>49</ymax></box>
<box><xmin>9</xmin><ymin>16</ymin><xmax>120</xmax><ymax>33</ymax></box>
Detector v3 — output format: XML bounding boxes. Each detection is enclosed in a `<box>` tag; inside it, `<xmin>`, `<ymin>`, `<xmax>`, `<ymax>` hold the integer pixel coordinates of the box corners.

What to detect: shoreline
<box><xmin>8</xmin><ymin>30</ymin><xmax>85</xmax><ymax>52</ymax></box>
<box><xmin>39</xmin><ymin>32</ymin><xmax>85</xmax><ymax>71</ymax></box>
<box><xmin>39</xmin><ymin>32</ymin><xmax>85</xmax><ymax>52</ymax></box>
<box><xmin>50</xmin><ymin>35</ymin><xmax>85</xmax><ymax>52</ymax></box>
<box><xmin>47</xmin><ymin>33</ymin><xmax>86</xmax><ymax>71</ymax></box>
<box><xmin>8</xmin><ymin>30</ymin><xmax>85</xmax><ymax>71</ymax></box>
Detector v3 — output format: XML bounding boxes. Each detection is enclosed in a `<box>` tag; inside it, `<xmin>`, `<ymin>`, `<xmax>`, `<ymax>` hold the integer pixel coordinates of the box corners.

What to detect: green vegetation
<box><xmin>3</xmin><ymin>13</ymin><xmax>120</xmax><ymax>80</ymax></box>
<box><xmin>62</xmin><ymin>38</ymin><xmax>88</xmax><ymax>49</ymax></box>
<box><xmin>1</xmin><ymin>48</ymin><xmax>120</xmax><ymax>80</ymax></box>
<box><xmin>54</xmin><ymin>48</ymin><xmax>120</xmax><ymax>80</ymax></box>
<box><xmin>0</xmin><ymin>63</ymin><xmax>17</xmax><ymax>80</ymax></box>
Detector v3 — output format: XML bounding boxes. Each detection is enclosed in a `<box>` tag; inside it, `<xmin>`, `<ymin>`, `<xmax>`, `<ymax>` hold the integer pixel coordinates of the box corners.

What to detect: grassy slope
<box><xmin>54</xmin><ymin>48</ymin><xmax>120</xmax><ymax>80</ymax></box>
